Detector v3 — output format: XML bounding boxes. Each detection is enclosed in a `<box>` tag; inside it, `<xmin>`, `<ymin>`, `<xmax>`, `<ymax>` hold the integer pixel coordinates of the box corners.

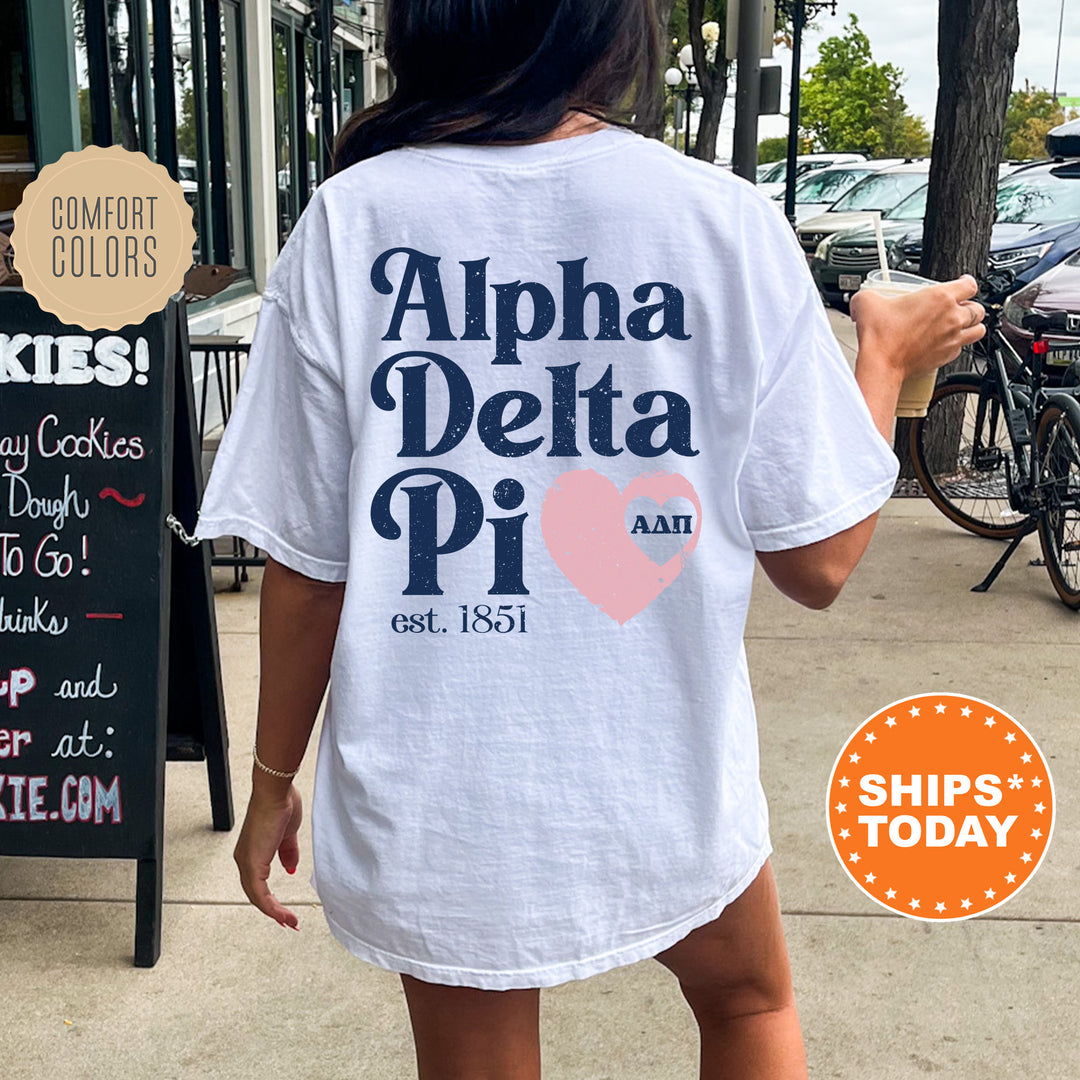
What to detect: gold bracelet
<box><xmin>253</xmin><ymin>743</ymin><xmax>300</xmax><ymax>779</ymax></box>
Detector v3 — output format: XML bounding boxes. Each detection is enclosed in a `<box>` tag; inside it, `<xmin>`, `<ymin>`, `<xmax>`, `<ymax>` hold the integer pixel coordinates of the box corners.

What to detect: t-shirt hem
<box><xmin>747</xmin><ymin>473</ymin><xmax>898</xmax><ymax>553</ymax></box>
<box><xmin>194</xmin><ymin>514</ymin><xmax>348</xmax><ymax>582</ymax></box>
<box><xmin>316</xmin><ymin>839</ymin><xmax>773</xmax><ymax>990</ymax></box>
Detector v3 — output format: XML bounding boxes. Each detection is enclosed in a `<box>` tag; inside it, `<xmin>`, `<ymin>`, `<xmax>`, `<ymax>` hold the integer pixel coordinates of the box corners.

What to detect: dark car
<box><xmin>895</xmin><ymin>159</ymin><xmax>1080</xmax><ymax>283</ymax></box>
<box><xmin>812</xmin><ymin>159</ymin><xmax>1080</xmax><ymax>307</ymax></box>
<box><xmin>1000</xmin><ymin>248</ymin><xmax>1080</xmax><ymax>381</ymax></box>
<box><xmin>810</xmin><ymin>183</ymin><xmax>927</xmax><ymax>305</ymax></box>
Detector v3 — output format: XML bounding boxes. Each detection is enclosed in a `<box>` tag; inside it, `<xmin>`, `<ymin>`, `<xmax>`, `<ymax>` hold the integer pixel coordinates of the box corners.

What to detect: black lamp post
<box><xmin>774</xmin><ymin>0</ymin><xmax>837</xmax><ymax>226</ymax></box>
<box><xmin>665</xmin><ymin>44</ymin><xmax>699</xmax><ymax>156</ymax></box>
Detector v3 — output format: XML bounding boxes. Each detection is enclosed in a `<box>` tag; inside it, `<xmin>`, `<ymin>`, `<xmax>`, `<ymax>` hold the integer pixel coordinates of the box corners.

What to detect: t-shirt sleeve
<box><xmin>194</xmin><ymin>293</ymin><xmax>352</xmax><ymax>581</ymax></box>
<box><xmin>736</xmin><ymin>278</ymin><xmax>900</xmax><ymax>552</ymax></box>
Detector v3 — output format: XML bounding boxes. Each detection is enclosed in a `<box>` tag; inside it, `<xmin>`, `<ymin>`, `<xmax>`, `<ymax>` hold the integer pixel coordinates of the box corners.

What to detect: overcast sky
<box><xmin>728</xmin><ymin>0</ymin><xmax>1080</xmax><ymax>154</ymax></box>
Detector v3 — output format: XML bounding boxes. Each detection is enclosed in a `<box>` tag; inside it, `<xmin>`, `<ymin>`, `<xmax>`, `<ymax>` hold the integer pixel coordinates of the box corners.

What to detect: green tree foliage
<box><xmin>1003</xmin><ymin>81</ymin><xmax>1078</xmax><ymax>160</ymax></box>
<box><xmin>757</xmin><ymin>135</ymin><xmax>788</xmax><ymax>163</ymax></box>
<box><xmin>799</xmin><ymin>14</ymin><xmax>930</xmax><ymax>157</ymax></box>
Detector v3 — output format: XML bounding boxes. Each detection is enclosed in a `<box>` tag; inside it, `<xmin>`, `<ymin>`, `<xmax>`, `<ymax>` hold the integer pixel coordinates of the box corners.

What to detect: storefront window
<box><xmin>273</xmin><ymin>22</ymin><xmax>294</xmax><ymax>250</ymax></box>
<box><xmin>220</xmin><ymin>0</ymin><xmax>248</xmax><ymax>269</ymax></box>
<box><xmin>171</xmin><ymin>0</ymin><xmax>202</xmax><ymax>260</ymax></box>
<box><xmin>0</xmin><ymin>1</ymin><xmax>34</xmax><ymax>226</ymax></box>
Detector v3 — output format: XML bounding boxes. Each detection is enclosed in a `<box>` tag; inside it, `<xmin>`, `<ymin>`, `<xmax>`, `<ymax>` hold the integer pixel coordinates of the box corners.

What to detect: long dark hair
<box><xmin>333</xmin><ymin>0</ymin><xmax>661</xmax><ymax>172</ymax></box>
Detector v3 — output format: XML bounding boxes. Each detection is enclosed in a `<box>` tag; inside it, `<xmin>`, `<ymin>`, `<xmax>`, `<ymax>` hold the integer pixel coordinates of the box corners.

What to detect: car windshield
<box><xmin>831</xmin><ymin>171</ymin><xmax>928</xmax><ymax>212</ymax></box>
<box><xmin>759</xmin><ymin>160</ymin><xmax>787</xmax><ymax>184</ymax></box>
<box><xmin>885</xmin><ymin>185</ymin><xmax>929</xmax><ymax>221</ymax></box>
<box><xmin>996</xmin><ymin>172</ymin><xmax>1080</xmax><ymax>224</ymax></box>
<box><xmin>790</xmin><ymin>168</ymin><xmax>873</xmax><ymax>204</ymax></box>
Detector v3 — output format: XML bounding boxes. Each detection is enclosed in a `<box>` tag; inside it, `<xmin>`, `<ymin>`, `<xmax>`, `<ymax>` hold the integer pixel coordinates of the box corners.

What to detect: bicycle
<box><xmin>908</xmin><ymin>270</ymin><xmax>1080</xmax><ymax>609</ymax></box>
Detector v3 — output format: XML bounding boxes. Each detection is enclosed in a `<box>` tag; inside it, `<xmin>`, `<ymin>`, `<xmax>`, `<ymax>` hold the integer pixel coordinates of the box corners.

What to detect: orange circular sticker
<box><xmin>11</xmin><ymin>144</ymin><xmax>196</xmax><ymax>331</ymax></box>
<box><xmin>827</xmin><ymin>693</ymin><xmax>1054</xmax><ymax>920</ymax></box>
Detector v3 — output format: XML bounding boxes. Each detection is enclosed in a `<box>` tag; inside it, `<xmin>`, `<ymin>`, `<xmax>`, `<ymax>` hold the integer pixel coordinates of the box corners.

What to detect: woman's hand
<box><xmin>849</xmin><ymin>274</ymin><xmax>987</xmax><ymax>382</ymax></box>
<box><xmin>233</xmin><ymin>779</ymin><xmax>303</xmax><ymax>929</ymax></box>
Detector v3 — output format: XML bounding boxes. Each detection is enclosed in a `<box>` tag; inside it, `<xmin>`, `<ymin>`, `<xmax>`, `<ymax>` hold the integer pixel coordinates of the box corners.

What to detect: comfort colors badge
<box><xmin>11</xmin><ymin>145</ymin><xmax>196</xmax><ymax>331</ymax></box>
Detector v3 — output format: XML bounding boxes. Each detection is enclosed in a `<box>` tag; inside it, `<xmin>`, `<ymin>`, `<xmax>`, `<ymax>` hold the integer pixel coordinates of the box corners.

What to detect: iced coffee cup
<box><xmin>859</xmin><ymin>269</ymin><xmax>940</xmax><ymax>418</ymax></box>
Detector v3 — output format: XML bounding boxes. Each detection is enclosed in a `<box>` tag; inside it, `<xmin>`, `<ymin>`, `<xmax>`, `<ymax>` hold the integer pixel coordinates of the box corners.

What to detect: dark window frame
<box><xmin>82</xmin><ymin>0</ymin><xmax>253</xmax><ymax>273</ymax></box>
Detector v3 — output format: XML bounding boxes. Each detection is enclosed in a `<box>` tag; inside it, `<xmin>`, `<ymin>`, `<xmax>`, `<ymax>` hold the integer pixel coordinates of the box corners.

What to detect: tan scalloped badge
<box><xmin>11</xmin><ymin>144</ymin><xmax>196</xmax><ymax>331</ymax></box>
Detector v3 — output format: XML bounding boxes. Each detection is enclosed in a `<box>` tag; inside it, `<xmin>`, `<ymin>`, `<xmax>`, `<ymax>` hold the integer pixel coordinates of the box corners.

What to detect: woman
<box><xmin>196</xmin><ymin>3</ymin><xmax>985</xmax><ymax>1077</ymax></box>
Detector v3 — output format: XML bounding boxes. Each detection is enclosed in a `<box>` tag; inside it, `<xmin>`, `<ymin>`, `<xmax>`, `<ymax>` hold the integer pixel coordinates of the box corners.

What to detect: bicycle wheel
<box><xmin>909</xmin><ymin>376</ymin><xmax>1027</xmax><ymax>539</ymax></box>
<box><xmin>1035</xmin><ymin>397</ymin><xmax>1080</xmax><ymax>609</ymax></box>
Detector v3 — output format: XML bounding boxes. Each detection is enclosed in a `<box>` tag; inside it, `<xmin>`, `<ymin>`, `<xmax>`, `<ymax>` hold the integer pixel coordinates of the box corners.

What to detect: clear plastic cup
<box><xmin>860</xmin><ymin>269</ymin><xmax>939</xmax><ymax>418</ymax></box>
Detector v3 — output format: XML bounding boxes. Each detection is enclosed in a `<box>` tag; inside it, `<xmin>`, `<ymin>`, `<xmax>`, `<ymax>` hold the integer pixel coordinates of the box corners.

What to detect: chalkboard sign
<box><xmin>0</xmin><ymin>290</ymin><xmax>232</xmax><ymax>966</ymax></box>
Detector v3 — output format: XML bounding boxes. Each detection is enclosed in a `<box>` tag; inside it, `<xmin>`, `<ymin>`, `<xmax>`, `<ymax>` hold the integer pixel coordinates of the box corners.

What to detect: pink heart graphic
<box><xmin>541</xmin><ymin>469</ymin><xmax>702</xmax><ymax>625</ymax></box>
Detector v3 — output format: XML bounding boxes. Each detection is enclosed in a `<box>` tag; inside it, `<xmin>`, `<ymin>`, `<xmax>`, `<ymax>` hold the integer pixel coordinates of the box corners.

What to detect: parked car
<box><xmin>796</xmin><ymin>160</ymin><xmax>931</xmax><ymax>258</ymax></box>
<box><xmin>1001</xmin><ymin>248</ymin><xmax>1080</xmax><ymax>382</ymax></box>
<box><xmin>756</xmin><ymin>153</ymin><xmax>868</xmax><ymax>197</ymax></box>
<box><xmin>894</xmin><ymin>159</ymin><xmax>1080</xmax><ymax>284</ymax></box>
<box><xmin>810</xmin><ymin>183</ymin><xmax>929</xmax><ymax>305</ymax></box>
<box><xmin>810</xmin><ymin>159</ymin><xmax>1080</xmax><ymax>307</ymax></box>
<box><xmin>771</xmin><ymin>159</ymin><xmax>906</xmax><ymax>223</ymax></box>
<box><xmin>1046</xmin><ymin>116</ymin><xmax>1080</xmax><ymax>157</ymax></box>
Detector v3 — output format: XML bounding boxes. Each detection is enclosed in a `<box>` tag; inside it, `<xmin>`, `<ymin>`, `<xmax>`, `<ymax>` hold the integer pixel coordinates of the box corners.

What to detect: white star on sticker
<box><xmin>839</xmin><ymin>776</ymin><xmax>850</xmax><ymax>788</ymax></box>
<box><xmin>1031</xmin><ymin>828</ymin><xmax>1042</xmax><ymax>840</ymax></box>
<box><xmin>960</xmin><ymin>706</ymin><xmax>972</xmax><ymax>717</ymax></box>
<box><xmin>839</xmin><ymin>828</ymin><xmax>850</xmax><ymax>839</ymax></box>
<box><xmin>935</xmin><ymin>703</ymin><xmax>946</xmax><ymax>714</ymax></box>
<box><xmin>935</xmin><ymin>901</ymin><xmax>946</xmax><ymax>913</ymax></box>
<box><xmin>984</xmin><ymin>716</ymin><xmax>996</xmax><ymax>728</ymax></box>
<box><xmin>835</xmin><ymin>802</ymin><xmax>847</xmax><ymax>814</ymax></box>
<box><xmin>1005</xmin><ymin>731</ymin><xmax>1017</xmax><ymax>743</ymax></box>
<box><xmin>885</xmin><ymin>716</ymin><xmax>897</xmax><ymax>727</ymax></box>
<box><xmin>849</xmin><ymin>751</ymin><xmax>861</xmax><ymax>764</ymax></box>
<box><xmin>885</xmin><ymin>888</ymin><xmax>897</xmax><ymax>900</ymax></box>
<box><xmin>865</xmin><ymin>732</ymin><xmax>877</xmax><ymax>743</ymax></box>
<box><xmin>1034</xmin><ymin>802</ymin><xmax>1046</xmax><ymax>814</ymax></box>
<box><xmin>1005</xmin><ymin>873</ymin><xmax>1017</xmax><ymax>884</ymax></box>
<box><xmin>865</xmin><ymin>872</ymin><xmax>876</xmax><ymax>884</ymax></box>
<box><xmin>1008</xmin><ymin>773</ymin><xmax>1024</xmax><ymax>789</ymax></box>
<box><xmin>1021</xmin><ymin>752</ymin><xmax>1032</xmax><ymax>764</ymax></box>
<box><xmin>848</xmin><ymin>851</ymin><xmax>861</xmax><ymax>864</ymax></box>
<box><xmin>909</xmin><ymin>898</ymin><xmax>920</xmax><ymax>910</ymax></box>
<box><xmin>985</xmin><ymin>888</ymin><xmax>996</xmax><ymax>900</ymax></box>
<box><xmin>909</xmin><ymin>706</ymin><xmax>921</xmax><ymax>717</ymax></box>
<box><xmin>960</xmin><ymin>898</ymin><xmax>972</xmax><ymax>910</ymax></box>
<box><xmin>1021</xmin><ymin>852</ymin><xmax>1033</xmax><ymax>864</ymax></box>
<box><xmin>1031</xmin><ymin>776</ymin><xmax>1043</xmax><ymax>788</ymax></box>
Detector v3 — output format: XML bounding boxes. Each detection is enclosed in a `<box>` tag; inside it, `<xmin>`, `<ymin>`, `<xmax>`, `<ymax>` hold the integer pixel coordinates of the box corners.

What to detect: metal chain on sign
<box><xmin>166</xmin><ymin>513</ymin><xmax>201</xmax><ymax>547</ymax></box>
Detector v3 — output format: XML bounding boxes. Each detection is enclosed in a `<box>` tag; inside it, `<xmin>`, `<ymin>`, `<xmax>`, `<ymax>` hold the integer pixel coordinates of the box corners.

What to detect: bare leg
<box><xmin>653</xmin><ymin>860</ymin><xmax>808</xmax><ymax>1080</ymax></box>
<box><xmin>399</xmin><ymin>973</ymin><xmax>541</xmax><ymax>1080</ymax></box>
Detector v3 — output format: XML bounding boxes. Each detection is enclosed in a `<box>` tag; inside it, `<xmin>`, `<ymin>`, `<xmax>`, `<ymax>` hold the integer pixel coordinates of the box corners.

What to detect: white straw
<box><xmin>871</xmin><ymin>211</ymin><xmax>892</xmax><ymax>283</ymax></box>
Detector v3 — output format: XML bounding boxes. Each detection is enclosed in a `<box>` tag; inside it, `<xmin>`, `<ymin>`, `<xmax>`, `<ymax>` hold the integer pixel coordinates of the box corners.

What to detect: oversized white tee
<box><xmin>196</xmin><ymin>126</ymin><xmax>899</xmax><ymax>989</ymax></box>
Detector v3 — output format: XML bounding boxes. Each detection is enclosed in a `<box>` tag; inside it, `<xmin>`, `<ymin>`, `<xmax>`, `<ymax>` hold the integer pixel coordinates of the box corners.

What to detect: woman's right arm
<box><xmin>233</xmin><ymin>556</ymin><xmax>345</xmax><ymax>929</ymax></box>
<box><xmin>755</xmin><ymin>276</ymin><xmax>987</xmax><ymax>609</ymax></box>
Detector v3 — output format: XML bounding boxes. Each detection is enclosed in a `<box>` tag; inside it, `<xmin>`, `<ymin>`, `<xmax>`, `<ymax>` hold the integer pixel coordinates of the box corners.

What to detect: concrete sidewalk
<box><xmin>3</xmin><ymin>301</ymin><xmax>1078</xmax><ymax>1078</ymax></box>
<box><xmin>3</xmin><ymin>498</ymin><xmax>1077</xmax><ymax>1079</ymax></box>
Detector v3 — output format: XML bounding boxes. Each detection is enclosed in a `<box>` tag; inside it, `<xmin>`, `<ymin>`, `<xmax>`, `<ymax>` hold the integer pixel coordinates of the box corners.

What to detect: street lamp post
<box><xmin>1052</xmin><ymin>0</ymin><xmax>1066</xmax><ymax>101</ymax></box>
<box><xmin>774</xmin><ymin>0</ymin><xmax>837</xmax><ymax>227</ymax></box>
<box><xmin>664</xmin><ymin>65</ymin><xmax>685</xmax><ymax>150</ymax></box>
<box><xmin>665</xmin><ymin>44</ymin><xmax>699</xmax><ymax>156</ymax></box>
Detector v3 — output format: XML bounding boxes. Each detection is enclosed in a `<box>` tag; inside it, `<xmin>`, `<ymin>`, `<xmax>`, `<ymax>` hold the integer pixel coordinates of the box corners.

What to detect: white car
<box><xmin>756</xmin><ymin>153</ymin><xmax>868</xmax><ymax>198</ymax></box>
<box><xmin>796</xmin><ymin>160</ymin><xmax>932</xmax><ymax>259</ymax></box>
<box><xmin>773</xmin><ymin>160</ymin><xmax>907</xmax><ymax>224</ymax></box>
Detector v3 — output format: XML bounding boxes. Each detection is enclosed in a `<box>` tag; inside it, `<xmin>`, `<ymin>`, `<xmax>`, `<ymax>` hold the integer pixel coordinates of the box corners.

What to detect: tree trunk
<box><xmin>636</xmin><ymin>0</ymin><xmax>677</xmax><ymax>140</ymax></box>
<box><xmin>687</xmin><ymin>0</ymin><xmax>729</xmax><ymax>161</ymax></box>
<box><xmin>922</xmin><ymin>0</ymin><xmax>1019</xmax><ymax>282</ymax></box>
<box><xmin>899</xmin><ymin>0</ymin><xmax>1019</xmax><ymax>477</ymax></box>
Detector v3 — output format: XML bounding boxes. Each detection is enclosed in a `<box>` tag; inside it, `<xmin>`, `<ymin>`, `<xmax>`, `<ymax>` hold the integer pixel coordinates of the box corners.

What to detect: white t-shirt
<box><xmin>196</xmin><ymin>126</ymin><xmax>899</xmax><ymax>990</ymax></box>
